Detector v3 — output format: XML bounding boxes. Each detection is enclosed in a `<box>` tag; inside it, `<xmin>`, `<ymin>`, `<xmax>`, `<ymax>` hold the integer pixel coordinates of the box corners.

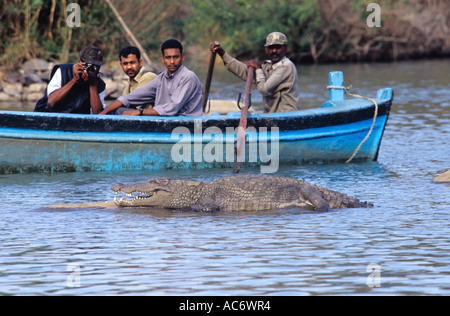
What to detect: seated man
<box><xmin>115</xmin><ymin>46</ymin><xmax>157</xmax><ymax>114</ymax></box>
<box><xmin>100</xmin><ymin>39</ymin><xmax>202</xmax><ymax>116</ymax></box>
<box><xmin>34</xmin><ymin>45</ymin><xmax>106</xmax><ymax>114</ymax></box>
<box><xmin>211</xmin><ymin>32</ymin><xmax>301</xmax><ymax>113</ymax></box>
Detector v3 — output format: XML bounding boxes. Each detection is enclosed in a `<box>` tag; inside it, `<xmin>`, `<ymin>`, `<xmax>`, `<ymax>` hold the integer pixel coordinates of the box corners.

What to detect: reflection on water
<box><xmin>1</xmin><ymin>60</ymin><xmax>450</xmax><ymax>295</ymax></box>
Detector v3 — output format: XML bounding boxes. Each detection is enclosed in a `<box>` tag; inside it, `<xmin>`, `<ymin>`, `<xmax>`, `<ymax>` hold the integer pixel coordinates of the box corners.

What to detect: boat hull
<box><xmin>0</xmin><ymin>97</ymin><xmax>392</xmax><ymax>173</ymax></box>
<box><xmin>0</xmin><ymin>114</ymin><xmax>388</xmax><ymax>173</ymax></box>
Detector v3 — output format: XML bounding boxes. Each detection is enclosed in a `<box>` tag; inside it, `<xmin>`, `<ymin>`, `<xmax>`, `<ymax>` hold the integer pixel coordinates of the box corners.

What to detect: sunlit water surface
<box><xmin>1</xmin><ymin>60</ymin><xmax>449</xmax><ymax>295</ymax></box>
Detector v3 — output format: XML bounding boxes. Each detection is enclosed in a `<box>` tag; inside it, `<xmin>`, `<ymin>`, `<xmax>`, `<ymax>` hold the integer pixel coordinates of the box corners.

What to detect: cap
<box><xmin>264</xmin><ymin>32</ymin><xmax>288</xmax><ymax>47</ymax></box>
<box><xmin>80</xmin><ymin>46</ymin><xmax>104</xmax><ymax>66</ymax></box>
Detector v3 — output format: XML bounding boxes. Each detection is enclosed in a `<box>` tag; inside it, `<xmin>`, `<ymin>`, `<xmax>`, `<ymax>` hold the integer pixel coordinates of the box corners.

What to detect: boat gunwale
<box><xmin>0</xmin><ymin>97</ymin><xmax>392</xmax><ymax>133</ymax></box>
<box><xmin>0</xmin><ymin>114</ymin><xmax>388</xmax><ymax>143</ymax></box>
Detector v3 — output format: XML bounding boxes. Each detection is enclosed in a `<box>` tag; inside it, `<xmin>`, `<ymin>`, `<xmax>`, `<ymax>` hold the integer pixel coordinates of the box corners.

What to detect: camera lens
<box><xmin>84</xmin><ymin>64</ymin><xmax>98</xmax><ymax>76</ymax></box>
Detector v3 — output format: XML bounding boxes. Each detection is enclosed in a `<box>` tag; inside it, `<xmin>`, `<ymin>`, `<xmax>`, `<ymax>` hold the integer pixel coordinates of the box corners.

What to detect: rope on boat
<box><xmin>326</xmin><ymin>85</ymin><xmax>379</xmax><ymax>163</ymax></box>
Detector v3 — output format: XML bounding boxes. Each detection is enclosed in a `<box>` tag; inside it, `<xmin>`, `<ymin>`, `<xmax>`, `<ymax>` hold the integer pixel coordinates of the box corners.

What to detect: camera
<box><xmin>83</xmin><ymin>63</ymin><xmax>99</xmax><ymax>77</ymax></box>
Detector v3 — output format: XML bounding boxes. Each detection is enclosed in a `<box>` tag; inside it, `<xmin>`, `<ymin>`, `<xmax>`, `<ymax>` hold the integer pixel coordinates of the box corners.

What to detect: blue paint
<box><xmin>329</xmin><ymin>71</ymin><xmax>345</xmax><ymax>101</ymax></box>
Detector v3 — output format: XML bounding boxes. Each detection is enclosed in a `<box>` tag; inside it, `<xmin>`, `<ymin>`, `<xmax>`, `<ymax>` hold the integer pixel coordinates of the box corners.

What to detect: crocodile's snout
<box><xmin>111</xmin><ymin>183</ymin><xmax>124</xmax><ymax>193</ymax></box>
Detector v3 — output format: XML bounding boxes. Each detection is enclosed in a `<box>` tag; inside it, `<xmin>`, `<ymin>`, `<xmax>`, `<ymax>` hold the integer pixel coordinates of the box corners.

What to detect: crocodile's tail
<box><xmin>315</xmin><ymin>185</ymin><xmax>372</xmax><ymax>209</ymax></box>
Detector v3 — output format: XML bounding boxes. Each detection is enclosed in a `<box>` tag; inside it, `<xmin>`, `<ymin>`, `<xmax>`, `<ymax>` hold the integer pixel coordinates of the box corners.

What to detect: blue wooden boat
<box><xmin>0</xmin><ymin>71</ymin><xmax>393</xmax><ymax>174</ymax></box>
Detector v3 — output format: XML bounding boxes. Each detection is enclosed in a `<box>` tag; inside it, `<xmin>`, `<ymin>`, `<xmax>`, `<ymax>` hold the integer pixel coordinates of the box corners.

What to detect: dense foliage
<box><xmin>1</xmin><ymin>0</ymin><xmax>448</xmax><ymax>71</ymax></box>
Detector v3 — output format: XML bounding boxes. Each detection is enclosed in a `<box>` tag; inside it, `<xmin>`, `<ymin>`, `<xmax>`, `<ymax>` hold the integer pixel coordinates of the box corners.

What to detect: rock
<box><xmin>39</xmin><ymin>69</ymin><xmax>53</xmax><ymax>82</ymax></box>
<box><xmin>0</xmin><ymin>82</ymin><xmax>23</xmax><ymax>96</ymax></box>
<box><xmin>112</xmin><ymin>68</ymin><xmax>128</xmax><ymax>82</ymax></box>
<box><xmin>23</xmin><ymin>72</ymin><xmax>44</xmax><ymax>85</ymax></box>
<box><xmin>24</xmin><ymin>82</ymin><xmax>46</xmax><ymax>94</ymax></box>
<box><xmin>22</xmin><ymin>59</ymin><xmax>52</xmax><ymax>73</ymax></box>
<box><xmin>109</xmin><ymin>85</ymin><xmax>126</xmax><ymax>99</ymax></box>
<box><xmin>434</xmin><ymin>170</ymin><xmax>450</xmax><ymax>183</ymax></box>
<box><xmin>22</xmin><ymin>59</ymin><xmax>54</xmax><ymax>84</ymax></box>
<box><xmin>22</xmin><ymin>92</ymin><xmax>43</xmax><ymax>102</ymax></box>
<box><xmin>3</xmin><ymin>73</ymin><xmax>26</xmax><ymax>85</ymax></box>
<box><xmin>103</xmin><ymin>78</ymin><xmax>118</xmax><ymax>99</ymax></box>
<box><xmin>0</xmin><ymin>92</ymin><xmax>13</xmax><ymax>102</ymax></box>
<box><xmin>23</xmin><ymin>83</ymin><xmax>46</xmax><ymax>101</ymax></box>
<box><xmin>0</xmin><ymin>91</ymin><xmax>21</xmax><ymax>102</ymax></box>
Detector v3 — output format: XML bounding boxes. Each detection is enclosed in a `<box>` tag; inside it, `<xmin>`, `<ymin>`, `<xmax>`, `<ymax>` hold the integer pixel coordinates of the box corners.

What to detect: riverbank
<box><xmin>1</xmin><ymin>0</ymin><xmax>449</xmax><ymax>72</ymax></box>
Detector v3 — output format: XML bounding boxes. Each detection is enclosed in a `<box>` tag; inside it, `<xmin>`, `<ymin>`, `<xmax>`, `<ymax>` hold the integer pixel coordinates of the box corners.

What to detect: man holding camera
<box><xmin>34</xmin><ymin>46</ymin><xmax>106</xmax><ymax>114</ymax></box>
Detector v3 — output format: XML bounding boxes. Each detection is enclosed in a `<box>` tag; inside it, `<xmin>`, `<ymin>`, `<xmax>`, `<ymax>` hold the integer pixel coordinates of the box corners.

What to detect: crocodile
<box><xmin>112</xmin><ymin>174</ymin><xmax>371</xmax><ymax>212</ymax></box>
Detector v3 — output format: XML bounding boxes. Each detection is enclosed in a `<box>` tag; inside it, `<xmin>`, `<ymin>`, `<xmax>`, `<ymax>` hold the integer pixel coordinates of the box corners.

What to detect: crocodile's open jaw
<box><xmin>113</xmin><ymin>191</ymin><xmax>154</xmax><ymax>204</ymax></box>
<box><xmin>111</xmin><ymin>178</ymin><xmax>198</xmax><ymax>208</ymax></box>
<box><xmin>112</xmin><ymin>185</ymin><xmax>174</xmax><ymax>207</ymax></box>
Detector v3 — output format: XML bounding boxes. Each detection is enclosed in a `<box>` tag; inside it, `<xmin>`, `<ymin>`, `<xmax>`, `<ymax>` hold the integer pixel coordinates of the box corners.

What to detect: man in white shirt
<box><xmin>34</xmin><ymin>46</ymin><xmax>106</xmax><ymax>114</ymax></box>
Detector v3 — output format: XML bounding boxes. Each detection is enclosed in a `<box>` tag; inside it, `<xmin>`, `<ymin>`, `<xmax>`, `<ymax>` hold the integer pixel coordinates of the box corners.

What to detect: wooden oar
<box><xmin>202</xmin><ymin>41</ymin><xmax>219</xmax><ymax>112</ymax></box>
<box><xmin>233</xmin><ymin>66</ymin><xmax>255</xmax><ymax>173</ymax></box>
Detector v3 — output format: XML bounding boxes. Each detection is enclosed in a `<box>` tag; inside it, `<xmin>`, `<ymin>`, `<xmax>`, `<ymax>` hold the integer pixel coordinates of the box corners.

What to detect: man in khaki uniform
<box><xmin>211</xmin><ymin>32</ymin><xmax>301</xmax><ymax>113</ymax></box>
<box><xmin>116</xmin><ymin>46</ymin><xmax>156</xmax><ymax>114</ymax></box>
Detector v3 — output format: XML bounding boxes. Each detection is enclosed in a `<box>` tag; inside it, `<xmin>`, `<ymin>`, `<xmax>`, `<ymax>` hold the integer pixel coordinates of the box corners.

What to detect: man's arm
<box><xmin>47</xmin><ymin>63</ymin><xmax>84</xmax><ymax>108</ymax></box>
<box><xmin>98</xmin><ymin>99</ymin><xmax>123</xmax><ymax>115</ymax></box>
<box><xmin>99</xmin><ymin>79</ymin><xmax>157</xmax><ymax>115</ymax></box>
<box><xmin>47</xmin><ymin>78</ymin><xmax>77</xmax><ymax>108</ymax></box>
<box><xmin>210</xmin><ymin>42</ymin><xmax>250</xmax><ymax>82</ymax></box>
<box><xmin>88</xmin><ymin>77</ymin><xmax>104</xmax><ymax>114</ymax></box>
<box><xmin>255</xmin><ymin>60</ymin><xmax>292</xmax><ymax>96</ymax></box>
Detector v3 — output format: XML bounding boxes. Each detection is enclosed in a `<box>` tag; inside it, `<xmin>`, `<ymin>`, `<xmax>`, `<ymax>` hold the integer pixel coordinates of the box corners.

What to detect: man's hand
<box><xmin>74</xmin><ymin>61</ymin><xmax>98</xmax><ymax>84</ymax></box>
<box><xmin>210</xmin><ymin>41</ymin><xmax>225</xmax><ymax>57</ymax></box>
<box><xmin>122</xmin><ymin>110</ymin><xmax>140</xmax><ymax>116</ymax></box>
<box><xmin>121</xmin><ymin>108</ymin><xmax>160</xmax><ymax>116</ymax></box>
<box><xmin>73</xmin><ymin>61</ymin><xmax>87</xmax><ymax>81</ymax></box>
<box><xmin>247</xmin><ymin>60</ymin><xmax>261</xmax><ymax>69</ymax></box>
<box><xmin>98</xmin><ymin>100</ymin><xmax>123</xmax><ymax>115</ymax></box>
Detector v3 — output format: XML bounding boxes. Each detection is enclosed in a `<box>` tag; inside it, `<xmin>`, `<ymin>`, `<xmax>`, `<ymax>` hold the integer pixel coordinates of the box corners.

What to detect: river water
<box><xmin>0</xmin><ymin>59</ymin><xmax>449</xmax><ymax>296</ymax></box>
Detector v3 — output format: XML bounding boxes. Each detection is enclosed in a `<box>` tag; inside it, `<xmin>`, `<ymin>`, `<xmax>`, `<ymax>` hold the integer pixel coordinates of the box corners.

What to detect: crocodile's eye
<box><xmin>155</xmin><ymin>179</ymin><xmax>170</xmax><ymax>185</ymax></box>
